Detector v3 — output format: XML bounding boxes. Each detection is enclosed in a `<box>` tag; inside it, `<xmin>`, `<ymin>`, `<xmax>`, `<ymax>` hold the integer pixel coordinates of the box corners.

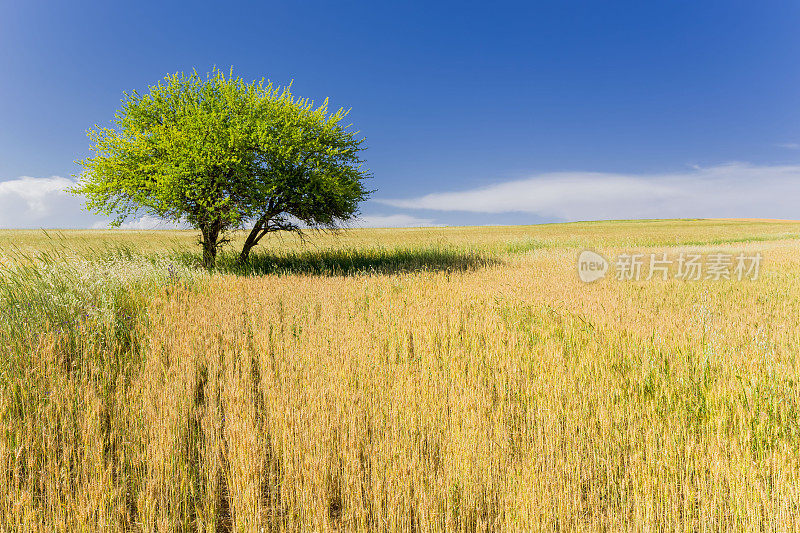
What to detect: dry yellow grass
<box><xmin>0</xmin><ymin>221</ymin><xmax>799</xmax><ymax>531</ymax></box>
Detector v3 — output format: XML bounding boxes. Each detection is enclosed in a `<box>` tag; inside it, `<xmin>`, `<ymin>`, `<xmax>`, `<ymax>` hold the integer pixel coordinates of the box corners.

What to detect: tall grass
<box><xmin>0</xmin><ymin>249</ymin><xmax>201</xmax><ymax>354</ymax></box>
<box><xmin>0</xmin><ymin>225</ymin><xmax>798</xmax><ymax>530</ymax></box>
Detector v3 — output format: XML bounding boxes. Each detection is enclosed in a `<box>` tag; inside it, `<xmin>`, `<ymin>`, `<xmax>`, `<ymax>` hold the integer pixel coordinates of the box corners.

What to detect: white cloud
<box><xmin>0</xmin><ymin>176</ymin><xmax>180</xmax><ymax>229</ymax></box>
<box><xmin>377</xmin><ymin>163</ymin><xmax>800</xmax><ymax>221</ymax></box>
<box><xmin>92</xmin><ymin>216</ymin><xmax>187</xmax><ymax>230</ymax></box>
<box><xmin>777</xmin><ymin>143</ymin><xmax>800</xmax><ymax>150</ymax></box>
<box><xmin>0</xmin><ymin>176</ymin><xmax>93</xmax><ymax>228</ymax></box>
<box><xmin>5</xmin><ymin>163</ymin><xmax>800</xmax><ymax>230</ymax></box>
<box><xmin>349</xmin><ymin>214</ymin><xmax>441</xmax><ymax>228</ymax></box>
<box><xmin>0</xmin><ymin>176</ymin><xmax>439</xmax><ymax>230</ymax></box>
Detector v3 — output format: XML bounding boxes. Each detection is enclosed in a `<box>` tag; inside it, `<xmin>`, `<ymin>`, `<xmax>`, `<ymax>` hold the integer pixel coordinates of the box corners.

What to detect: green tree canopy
<box><xmin>74</xmin><ymin>68</ymin><xmax>371</xmax><ymax>267</ymax></box>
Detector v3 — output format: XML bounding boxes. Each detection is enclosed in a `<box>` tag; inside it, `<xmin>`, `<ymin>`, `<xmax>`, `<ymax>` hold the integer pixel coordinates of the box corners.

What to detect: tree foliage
<box><xmin>75</xmin><ymin>68</ymin><xmax>371</xmax><ymax>267</ymax></box>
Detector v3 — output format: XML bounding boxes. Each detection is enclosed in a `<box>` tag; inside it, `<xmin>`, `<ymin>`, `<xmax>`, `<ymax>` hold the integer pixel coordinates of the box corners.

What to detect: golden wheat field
<box><xmin>1</xmin><ymin>219</ymin><xmax>800</xmax><ymax>531</ymax></box>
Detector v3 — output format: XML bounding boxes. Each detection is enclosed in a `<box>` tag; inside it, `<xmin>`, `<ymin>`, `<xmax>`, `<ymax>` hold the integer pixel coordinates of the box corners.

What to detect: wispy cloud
<box><xmin>0</xmin><ymin>176</ymin><xmax>444</xmax><ymax>230</ymax></box>
<box><xmin>0</xmin><ymin>176</ymin><xmax>179</xmax><ymax>229</ymax></box>
<box><xmin>0</xmin><ymin>176</ymin><xmax>92</xmax><ymax>228</ymax></box>
<box><xmin>5</xmin><ymin>164</ymin><xmax>800</xmax><ymax>229</ymax></box>
<box><xmin>91</xmin><ymin>216</ymin><xmax>187</xmax><ymax>230</ymax></box>
<box><xmin>349</xmin><ymin>214</ymin><xmax>441</xmax><ymax>228</ymax></box>
<box><xmin>777</xmin><ymin>143</ymin><xmax>800</xmax><ymax>150</ymax></box>
<box><xmin>378</xmin><ymin>163</ymin><xmax>800</xmax><ymax>221</ymax></box>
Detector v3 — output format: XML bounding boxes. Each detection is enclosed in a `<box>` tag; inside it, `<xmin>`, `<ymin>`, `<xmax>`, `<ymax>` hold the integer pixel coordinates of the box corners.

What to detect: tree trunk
<box><xmin>238</xmin><ymin>242</ymin><xmax>256</xmax><ymax>266</ymax></box>
<box><xmin>202</xmin><ymin>238</ymin><xmax>217</xmax><ymax>269</ymax></box>
<box><xmin>201</xmin><ymin>223</ymin><xmax>220</xmax><ymax>269</ymax></box>
<box><xmin>236</xmin><ymin>216</ymin><xmax>267</xmax><ymax>266</ymax></box>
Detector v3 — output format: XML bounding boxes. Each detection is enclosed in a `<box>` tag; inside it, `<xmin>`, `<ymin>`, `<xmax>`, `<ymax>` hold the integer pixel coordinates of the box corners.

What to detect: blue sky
<box><xmin>2</xmin><ymin>0</ymin><xmax>800</xmax><ymax>228</ymax></box>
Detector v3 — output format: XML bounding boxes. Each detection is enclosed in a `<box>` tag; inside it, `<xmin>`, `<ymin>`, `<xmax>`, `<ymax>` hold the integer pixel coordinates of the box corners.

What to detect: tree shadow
<box><xmin>203</xmin><ymin>247</ymin><xmax>496</xmax><ymax>276</ymax></box>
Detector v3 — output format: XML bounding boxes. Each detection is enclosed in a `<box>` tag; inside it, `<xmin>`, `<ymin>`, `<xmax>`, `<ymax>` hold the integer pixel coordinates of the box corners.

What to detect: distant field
<box><xmin>1</xmin><ymin>220</ymin><xmax>799</xmax><ymax>531</ymax></box>
<box><xmin>2</xmin><ymin>218</ymin><xmax>800</xmax><ymax>257</ymax></box>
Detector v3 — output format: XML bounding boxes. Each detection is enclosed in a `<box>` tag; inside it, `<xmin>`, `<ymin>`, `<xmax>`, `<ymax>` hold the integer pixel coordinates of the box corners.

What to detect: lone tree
<box><xmin>75</xmin><ymin>68</ymin><xmax>371</xmax><ymax>268</ymax></box>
